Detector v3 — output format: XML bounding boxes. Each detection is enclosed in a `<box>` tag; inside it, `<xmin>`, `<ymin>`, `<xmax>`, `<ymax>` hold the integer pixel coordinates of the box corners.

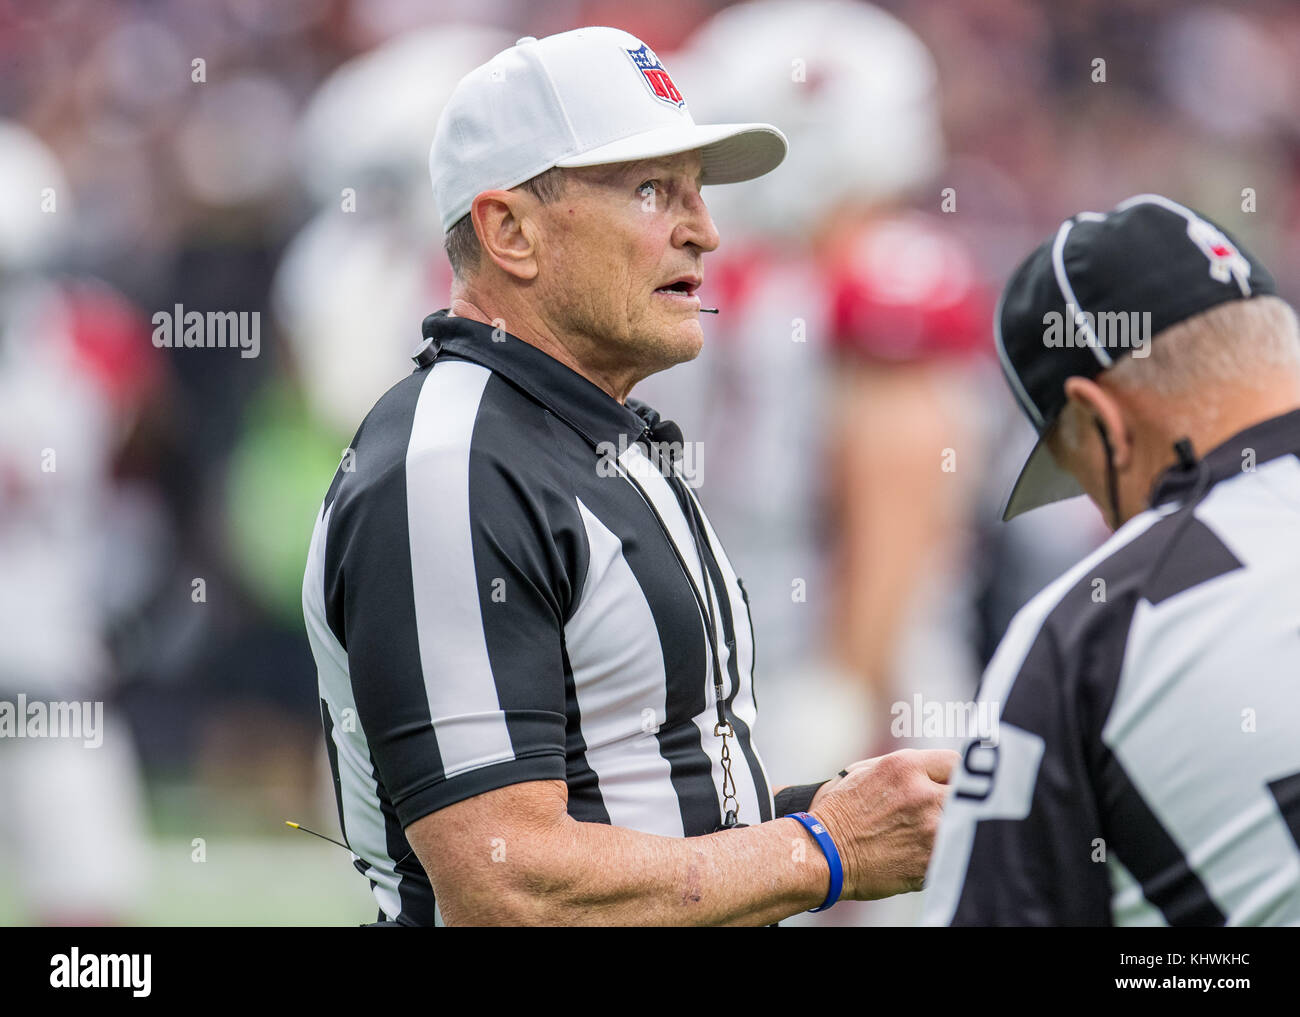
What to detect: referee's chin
<box><xmin>667</xmin><ymin>311</ymin><xmax>707</xmax><ymax>355</ymax></box>
<box><xmin>646</xmin><ymin>320</ymin><xmax>705</xmax><ymax>376</ymax></box>
<box><xmin>617</xmin><ymin>313</ymin><xmax>705</xmax><ymax>386</ymax></box>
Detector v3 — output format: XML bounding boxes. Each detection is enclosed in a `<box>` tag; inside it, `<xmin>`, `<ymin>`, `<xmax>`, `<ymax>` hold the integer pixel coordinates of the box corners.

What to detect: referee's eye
<box><xmin>637</xmin><ymin>180</ymin><xmax>660</xmax><ymax>200</ymax></box>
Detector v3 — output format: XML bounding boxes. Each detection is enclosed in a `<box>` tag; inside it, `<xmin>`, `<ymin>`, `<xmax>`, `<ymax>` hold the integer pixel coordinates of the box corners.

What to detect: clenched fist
<box><xmin>809</xmin><ymin>749</ymin><xmax>958</xmax><ymax>900</ymax></box>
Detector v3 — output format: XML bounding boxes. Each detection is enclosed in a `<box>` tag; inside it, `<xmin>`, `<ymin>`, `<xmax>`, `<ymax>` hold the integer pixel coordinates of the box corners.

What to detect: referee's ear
<box><xmin>469</xmin><ymin>189</ymin><xmax>541</xmax><ymax>283</ymax></box>
<box><xmin>1063</xmin><ymin>376</ymin><xmax>1133</xmax><ymax>471</ymax></box>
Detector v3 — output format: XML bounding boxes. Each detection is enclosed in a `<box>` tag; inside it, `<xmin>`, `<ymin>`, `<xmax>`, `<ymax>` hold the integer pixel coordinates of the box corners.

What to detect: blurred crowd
<box><xmin>2</xmin><ymin>0</ymin><xmax>1299</xmax><ymax>924</ymax></box>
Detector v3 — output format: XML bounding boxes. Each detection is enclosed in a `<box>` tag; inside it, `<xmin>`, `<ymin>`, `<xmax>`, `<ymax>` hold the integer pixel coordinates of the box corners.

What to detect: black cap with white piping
<box><xmin>995</xmin><ymin>193</ymin><xmax>1277</xmax><ymax>521</ymax></box>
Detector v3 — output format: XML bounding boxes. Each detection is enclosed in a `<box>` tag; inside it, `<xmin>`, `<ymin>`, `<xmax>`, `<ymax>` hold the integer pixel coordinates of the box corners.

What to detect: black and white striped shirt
<box><xmin>302</xmin><ymin>309</ymin><xmax>773</xmax><ymax>925</ymax></box>
<box><xmin>922</xmin><ymin>408</ymin><xmax>1300</xmax><ymax>925</ymax></box>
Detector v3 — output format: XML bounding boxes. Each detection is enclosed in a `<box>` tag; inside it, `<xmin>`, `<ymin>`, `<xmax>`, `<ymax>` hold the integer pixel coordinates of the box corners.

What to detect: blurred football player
<box><xmin>0</xmin><ymin>120</ymin><xmax>153</xmax><ymax>925</ymax></box>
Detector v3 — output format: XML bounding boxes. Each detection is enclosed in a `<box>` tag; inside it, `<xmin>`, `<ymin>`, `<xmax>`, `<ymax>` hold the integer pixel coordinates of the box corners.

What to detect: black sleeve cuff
<box><xmin>774</xmin><ymin>779</ymin><xmax>831</xmax><ymax>818</ymax></box>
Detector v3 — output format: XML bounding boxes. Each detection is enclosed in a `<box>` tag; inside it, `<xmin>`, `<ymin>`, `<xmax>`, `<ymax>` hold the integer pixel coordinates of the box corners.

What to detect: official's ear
<box><xmin>469</xmin><ymin>190</ymin><xmax>541</xmax><ymax>282</ymax></box>
<box><xmin>1062</xmin><ymin>375</ymin><xmax>1131</xmax><ymax>470</ymax></box>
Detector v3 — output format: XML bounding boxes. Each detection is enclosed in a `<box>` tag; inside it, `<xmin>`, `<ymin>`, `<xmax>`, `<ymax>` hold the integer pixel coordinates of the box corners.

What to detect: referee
<box><xmin>302</xmin><ymin>27</ymin><xmax>955</xmax><ymax>926</ymax></box>
<box><xmin>923</xmin><ymin>195</ymin><xmax>1300</xmax><ymax>925</ymax></box>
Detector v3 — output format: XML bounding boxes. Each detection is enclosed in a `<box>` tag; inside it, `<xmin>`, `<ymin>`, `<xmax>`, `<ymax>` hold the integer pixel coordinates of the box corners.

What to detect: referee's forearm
<box><xmin>447</xmin><ymin>816</ymin><xmax>830</xmax><ymax>926</ymax></box>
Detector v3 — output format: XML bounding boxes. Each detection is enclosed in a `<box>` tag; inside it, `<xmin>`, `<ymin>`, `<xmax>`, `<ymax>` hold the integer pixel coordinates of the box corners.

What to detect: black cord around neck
<box><xmin>1095</xmin><ymin>418</ymin><xmax>1122</xmax><ymax>529</ymax></box>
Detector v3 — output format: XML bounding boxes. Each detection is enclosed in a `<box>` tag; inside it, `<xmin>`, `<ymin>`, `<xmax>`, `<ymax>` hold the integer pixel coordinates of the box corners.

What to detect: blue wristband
<box><xmin>788</xmin><ymin>811</ymin><xmax>843</xmax><ymax>913</ymax></box>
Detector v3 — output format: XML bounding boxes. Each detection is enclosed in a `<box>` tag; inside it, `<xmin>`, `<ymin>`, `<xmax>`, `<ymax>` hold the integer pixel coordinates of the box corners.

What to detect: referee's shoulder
<box><xmin>994</xmin><ymin>499</ymin><xmax>1243</xmax><ymax>701</ymax></box>
<box><xmin>1005</xmin><ymin>507</ymin><xmax>1168</xmax><ymax>639</ymax></box>
<box><xmin>1042</xmin><ymin>500</ymin><xmax>1243</xmax><ymax>644</ymax></box>
<box><xmin>1005</xmin><ymin>506</ymin><xmax>1166</xmax><ymax>653</ymax></box>
<box><xmin>335</xmin><ymin>358</ymin><xmax>572</xmax><ymax>508</ymax></box>
<box><xmin>979</xmin><ymin>505</ymin><xmax>1186</xmax><ymax>729</ymax></box>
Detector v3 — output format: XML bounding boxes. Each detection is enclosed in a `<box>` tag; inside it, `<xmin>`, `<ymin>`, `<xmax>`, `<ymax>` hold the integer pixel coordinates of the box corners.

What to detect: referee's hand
<box><xmin>808</xmin><ymin>748</ymin><xmax>958</xmax><ymax>901</ymax></box>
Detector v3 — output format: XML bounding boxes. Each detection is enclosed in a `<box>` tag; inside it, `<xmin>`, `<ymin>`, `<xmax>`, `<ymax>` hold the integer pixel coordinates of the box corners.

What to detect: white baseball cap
<box><xmin>429</xmin><ymin>26</ymin><xmax>788</xmax><ymax>234</ymax></box>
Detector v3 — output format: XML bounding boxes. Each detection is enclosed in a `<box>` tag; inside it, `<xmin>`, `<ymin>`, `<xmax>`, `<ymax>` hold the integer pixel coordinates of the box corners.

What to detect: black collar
<box><xmin>1149</xmin><ymin>406</ymin><xmax>1300</xmax><ymax>506</ymax></box>
<box><xmin>419</xmin><ymin>309</ymin><xmax>655</xmax><ymax>450</ymax></box>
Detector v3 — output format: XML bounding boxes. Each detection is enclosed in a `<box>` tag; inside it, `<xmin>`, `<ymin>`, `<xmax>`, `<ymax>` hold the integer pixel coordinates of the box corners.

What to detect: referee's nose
<box><xmin>675</xmin><ymin>184</ymin><xmax>721</xmax><ymax>254</ymax></box>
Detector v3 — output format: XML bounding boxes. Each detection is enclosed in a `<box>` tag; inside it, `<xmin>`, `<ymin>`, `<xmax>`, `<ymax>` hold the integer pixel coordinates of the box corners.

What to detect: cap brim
<box><xmin>554</xmin><ymin>121</ymin><xmax>788</xmax><ymax>185</ymax></box>
<box><xmin>1001</xmin><ymin>434</ymin><xmax>1087</xmax><ymax>521</ymax></box>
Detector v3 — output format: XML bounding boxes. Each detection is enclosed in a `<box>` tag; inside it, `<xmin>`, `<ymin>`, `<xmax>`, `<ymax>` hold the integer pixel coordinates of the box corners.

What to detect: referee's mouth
<box><xmin>653</xmin><ymin>275</ymin><xmax>702</xmax><ymax>309</ymax></box>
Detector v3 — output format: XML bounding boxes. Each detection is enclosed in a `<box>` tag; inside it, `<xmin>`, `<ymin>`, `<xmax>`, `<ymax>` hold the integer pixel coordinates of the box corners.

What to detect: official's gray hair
<box><xmin>1048</xmin><ymin>295</ymin><xmax>1300</xmax><ymax>455</ymax></box>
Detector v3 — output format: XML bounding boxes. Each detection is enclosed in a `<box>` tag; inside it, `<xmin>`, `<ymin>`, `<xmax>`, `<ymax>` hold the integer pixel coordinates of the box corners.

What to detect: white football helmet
<box><xmin>0</xmin><ymin>120</ymin><xmax>70</xmax><ymax>274</ymax></box>
<box><xmin>670</xmin><ymin>0</ymin><xmax>944</xmax><ymax>240</ymax></box>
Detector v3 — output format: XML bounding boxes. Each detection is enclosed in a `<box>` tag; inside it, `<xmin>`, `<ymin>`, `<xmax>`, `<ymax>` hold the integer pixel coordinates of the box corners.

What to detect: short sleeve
<box><xmin>336</xmin><ymin>388</ymin><xmax>583</xmax><ymax>829</ymax></box>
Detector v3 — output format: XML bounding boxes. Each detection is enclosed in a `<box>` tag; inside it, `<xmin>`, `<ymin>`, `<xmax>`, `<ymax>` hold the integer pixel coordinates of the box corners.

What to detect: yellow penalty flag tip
<box><xmin>283</xmin><ymin>819</ymin><xmax>350</xmax><ymax>851</ymax></box>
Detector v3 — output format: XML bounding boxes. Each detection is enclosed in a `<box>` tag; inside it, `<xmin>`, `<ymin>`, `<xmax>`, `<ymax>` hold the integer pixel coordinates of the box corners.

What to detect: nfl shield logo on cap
<box><xmin>624</xmin><ymin>43</ymin><xmax>686</xmax><ymax>107</ymax></box>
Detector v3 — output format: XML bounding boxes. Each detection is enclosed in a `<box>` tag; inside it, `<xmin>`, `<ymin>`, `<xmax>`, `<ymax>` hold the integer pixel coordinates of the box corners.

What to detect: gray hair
<box><xmin>443</xmin><ymin>165</ymin><xmax>570</xmax><ymax>281</ymax></box>
<box><xmin>1048</xmin><ymin>294</ymin><xmax>1300</xmax><ymax>456</ymax></box>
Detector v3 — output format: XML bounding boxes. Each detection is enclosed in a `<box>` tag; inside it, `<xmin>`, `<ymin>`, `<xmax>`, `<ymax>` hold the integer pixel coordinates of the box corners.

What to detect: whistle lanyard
<box><xmin>617</xmin><ymin>437</ymin><xmax>745</xmax><ymax>830</ymax></box>
<box><xmin>675</xmin><ymin>478</ymin><xmax>743</xmax><ymax>828</ymax></box>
